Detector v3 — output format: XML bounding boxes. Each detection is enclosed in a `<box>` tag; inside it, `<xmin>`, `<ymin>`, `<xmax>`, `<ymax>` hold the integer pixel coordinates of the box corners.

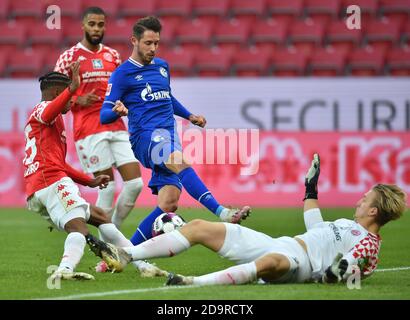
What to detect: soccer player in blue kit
<box><xmin>100</xmin><ymin>16</ymin><xmax>251</xmax><ymax>246</ymax></box>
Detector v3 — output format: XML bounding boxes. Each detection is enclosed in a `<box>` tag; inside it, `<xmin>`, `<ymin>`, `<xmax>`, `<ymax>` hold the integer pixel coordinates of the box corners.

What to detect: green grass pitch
<box><xmin>0</xmin><ymin>207</ymin><xmax>409</xmax><ymax>300</ymax></box>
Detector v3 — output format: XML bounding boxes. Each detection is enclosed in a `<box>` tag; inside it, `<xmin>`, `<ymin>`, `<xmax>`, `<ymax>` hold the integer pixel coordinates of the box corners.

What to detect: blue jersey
<box><xmin>101</xmin><ymin>57</ymin><xmax>192</xmax><ymax>139</ymax></box>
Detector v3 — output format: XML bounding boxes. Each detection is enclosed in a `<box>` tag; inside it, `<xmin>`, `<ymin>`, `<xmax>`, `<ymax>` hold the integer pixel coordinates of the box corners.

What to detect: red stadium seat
<box><xmin>270</xmin><ymin>47</ymin><xmax>309</xmax><ymax>76</ymax></box>
<box><xmin>81</xmin><ymin>0</ymin><xmax>120</xmax><ymax>18</ymax></box>
<box><xmin>8</xmin><ymin>50</ymin><xmax>44</xmax><ymax>78</ymax></box>
<box><xmin>158</xmin><ymin>47</ymin><xmax>194</xmax><ymax>77</ymax></box>
<box><xmin>156</xmin><ymin>0</ymin><xmax>192</xmax><ymax>26</ymax></box>
<box><xmin>41</xmin><ymin>47</ymin><xmax>69</xmax><ymax>74</ymax></box>
<box><xmin>309</xmin><ymin>47</ymin><xmax>347</xmax><ymax>76</ymax></box>
<box><xmin>365</xmin><ymin>18</ymin><xmax>402</xmax><ymax>51</ymax></box>
<box><xmin>213</xmin><ymin>19</ymin><xmax>251</xmax><ymax>51</ymax></box>
<box><xmin>266</xmin><ymin>0</ymin><xmax>304</xmax><ymax>25</ymax></box>
<box><xmin>175</xmin><ymin>19</ymin><xmax>213</xmax><ymax>52</ymax></box>
<box><xmin>104</xmin><ymin>20</ymin><xmax>133</xmax><ymax>50</ymax></box>
<box><xmin>62</xmin><ymin>20</ymin><xmax>83</xmax><ymax>47</ymax></box>
<box><xmin>250</xmin><ymin>19</ymin><xmax>288</xmax><ymax>52</ymax></box>
<box><xmin>0</xmin><ymin>22</ymin><xmax>26</xmax><ymax>55</ymax></box>
<box><xmin>28</xmin><ymin>23</ymin><xmax>63</xmax><ymax>51</ymax></box>
<box><xmin>50</xmin><ymin>0</ymin><xmax>82</xmax><ymax>25</ymax></box>
<box><xmin>341</xmin><ymin>0</ymin><xmax>378</xmax><ymax>20</ymax></box>
<box><xmin>379</xmin><ymin>0</ymin><xmax>410</xmax><ymax>26</ymax></box>
<box><xmin>305</xmin><ymin>0</ymin><xmax>341</xmax><ymax>26</ymax></box>
<box><xmin>118</xmin><ymin>0</ymin><xmax>156</xmax><ymax>24</ymax></box>
<box><xmin>403</xmin><ymin>20</ymin><xmax>410</xmax><ymax>46</ymax></box>
<box><xmin>0</xmin><ymin>0</ymin><xmax>10</xmax><ymax>21</ymax></box>
<box><xmin>229</xmin><ymin>0</ymin><xmax>267</xmax><ymax>25</ymax></box>
<box><xmin>387</xmin><ymin>47</ymin><xmax>410</xmax><ymax>76</ymax></box>
<box><xmin>192</xmin><ymin>0</ymin><xmax>229</xmax><ymax>25</ymax></box>
<box><xmin>348</xmin><ymin>46</ymin><xmax>386</xmax><ymax>76</ymax></box>
<box><xmin>158</xmin><ymin>19</ymin><xmax>178</xmax><ymax>47</ymax></box>
<box><xmin>326</xmin><ymin>20</ymin><xmax>362</xmax><ymax>53</ymax></box>
<box><xmin>10</xmin><ymin>0</ymin><xmax>44</xmax><ymax>25</ymax></box>
<box><xmin>0</xmin><ymin>51</ymin><xmax>7</xmax><ymax>77</ymax></box>
<box><xmin>289</xmin><ymin>19</ymin><xmax>325</xmax><ymax>55</ymax></box>
<box><xmin>231</xmin><ymin>47</ymin><xmax>271</xmax><ymax>77</ymax></box>
<box><xmin>104</xmin><ymin>20</ymin><xmax>132</xmax><ymax>58</ymax></box>
<box><xmin>194</xmin><ymin>47</ymin><xmax>234</xmax><ymax>77</ymax></box>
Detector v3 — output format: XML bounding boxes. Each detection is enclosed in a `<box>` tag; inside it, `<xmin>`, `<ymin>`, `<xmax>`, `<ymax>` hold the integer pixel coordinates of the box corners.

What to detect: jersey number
<box><xmin>23</xmin><ymin>124</ymin><xmax>37</xmax><ymax>165</ymax></box>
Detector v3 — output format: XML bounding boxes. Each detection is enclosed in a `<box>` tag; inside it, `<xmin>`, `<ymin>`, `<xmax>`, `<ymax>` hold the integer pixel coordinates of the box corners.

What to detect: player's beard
<box><xmin>85</xmin><ymin>31</ymin><xmax>104</xmax><ymax>45</ymax></box>
<box><xmin>138</xmin><ymin>48</ymin><xmax>154</xmax><ymax>65</ymax></box>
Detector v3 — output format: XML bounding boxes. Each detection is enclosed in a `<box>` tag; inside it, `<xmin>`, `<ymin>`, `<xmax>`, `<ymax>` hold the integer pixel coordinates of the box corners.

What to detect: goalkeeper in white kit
<box><xmin>88</xmin><ymin>154</ymin><xmax>407</xmax><ymax>285</ymax></box>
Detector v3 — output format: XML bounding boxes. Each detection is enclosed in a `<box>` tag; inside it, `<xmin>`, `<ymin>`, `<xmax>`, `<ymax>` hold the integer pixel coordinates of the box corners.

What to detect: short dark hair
<box><xmin>133</xmin><ymin>16</ymin><xmax>162</xmax><ymax>40</ymax></box>
<box><xmin>39</xmin><ymin>72</ymin><xmax>71</xmax><ymax>91</ymax></box>
<box><xmin>82</xmin><ymin>6</ymin><xmax>106</xmax><ymax>20</ymax></box>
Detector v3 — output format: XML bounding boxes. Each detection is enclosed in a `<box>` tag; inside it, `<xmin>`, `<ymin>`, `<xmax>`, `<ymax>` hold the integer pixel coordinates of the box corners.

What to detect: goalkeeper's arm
<box><xmin>303</xmin><ymin>153</ymin><xmax>323</xmax><ymax>229</ymax></box>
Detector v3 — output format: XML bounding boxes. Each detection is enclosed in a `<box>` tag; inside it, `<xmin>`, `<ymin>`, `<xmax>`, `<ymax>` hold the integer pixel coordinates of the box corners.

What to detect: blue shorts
<box><xmin>131</xmin><ymin>128</ymin><xmax>182</xmax><ymax>195</ymax></box>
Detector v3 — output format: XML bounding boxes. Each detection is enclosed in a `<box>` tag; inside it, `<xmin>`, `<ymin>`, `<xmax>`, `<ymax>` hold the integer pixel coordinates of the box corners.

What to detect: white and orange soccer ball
<box><xmin>152</xmin><ymin>212</ymin><xmax>186</xmax><ymax>237</ymax></box>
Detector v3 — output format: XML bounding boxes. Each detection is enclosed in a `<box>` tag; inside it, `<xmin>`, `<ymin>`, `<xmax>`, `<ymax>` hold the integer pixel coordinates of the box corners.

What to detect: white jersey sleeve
<box><xmin>297</xmin><ymin>217</ymin><xmax>381</xmax><ymax>281</ymax></box>
<box><xmin>303</xmin><ymin>208</ymin><xmax>324</xmax><ymax>230</ymax></box>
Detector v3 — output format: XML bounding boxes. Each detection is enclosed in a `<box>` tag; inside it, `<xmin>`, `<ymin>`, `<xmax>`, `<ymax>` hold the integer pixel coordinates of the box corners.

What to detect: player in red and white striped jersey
<box><xmin>24</xmin><ymin>62</ymin><xmax>167</xmax><ymax>281</ymax></box>
<box><xmin>54</xmin><ymin>7</ymin><xmax>143</xmax><ymax>230</ymax></box>
<box><xmin>88</xmin><ymin>154</ymin><xmax>407</xmax><ymax>286</ymax></box>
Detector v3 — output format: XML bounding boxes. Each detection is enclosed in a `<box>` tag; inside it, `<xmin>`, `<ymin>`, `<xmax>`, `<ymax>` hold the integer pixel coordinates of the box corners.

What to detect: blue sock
<box><xmin>178</xmin><ymin>167</ymin><xmax>224</xmax><ymax>216</ymax></box>
<box><xmin>130</xmin><ymin>206</ymin><xmax>164</xmax><ymax>245</ymax></box>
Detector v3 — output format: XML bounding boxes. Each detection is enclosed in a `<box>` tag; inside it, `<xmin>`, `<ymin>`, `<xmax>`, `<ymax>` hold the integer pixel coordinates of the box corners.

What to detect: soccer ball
<box><xmin>152</xmin><ymin>212</ymin><xmax>186</xmax><ymax>237</ymax></box>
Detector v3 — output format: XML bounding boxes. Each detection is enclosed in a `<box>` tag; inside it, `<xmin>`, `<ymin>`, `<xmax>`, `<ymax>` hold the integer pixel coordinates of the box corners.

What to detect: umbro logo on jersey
<box><xmin>135</xmin><ymin>75</ymin><xmax>143</xmax><ymax>81</ymax></box>
<box><xmin>92</xmin><ymin>59</ymin><xmax>104</xmax><ymax>69</ymax></box>
<box><xmin>78</xmin><ymin>56</ymin><xmax>87</xmax><ymax>61</ymax></box>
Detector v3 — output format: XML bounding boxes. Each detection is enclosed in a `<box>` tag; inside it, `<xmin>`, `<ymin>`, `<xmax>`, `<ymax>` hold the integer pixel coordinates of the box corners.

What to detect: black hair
<box><xmin>38</xmin><ymin>72</ymin><xmax>71</xmax><ymax>91</ymax></box>
<box><xmin>133</xmin><ymin>16</ymin><xmax>162</xmax><ymax>40</ymax></box>
<box><xmin>82</xmin><ymin>6</ymin><xmax>106</xmax><ymax>20</ymax></box>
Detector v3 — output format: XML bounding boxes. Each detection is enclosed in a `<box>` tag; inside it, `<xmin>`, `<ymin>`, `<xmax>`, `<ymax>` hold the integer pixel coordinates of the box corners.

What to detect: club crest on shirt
<box><xmin>92</xmin><ymin>59</ymin><xmax>104</xmax><ymax>69</ymax></box>
<box><xmin>103</xmin><ymin>52</ymin><xmax>113</xmax><ymax>62</ymax></box>
<box><xmin>351</xmin><ymin>229</ymin><xmax>361</xmax><ymax>236</ymax></box>
<box><xmin>159</xmin><ymin>67</ymin><xmax>168</xmax><ymax>78</ymax></box>
<box><xmin>90</xmin><ymin>155</ymin><xmax>99</xmax><ymax>164</ymax></box>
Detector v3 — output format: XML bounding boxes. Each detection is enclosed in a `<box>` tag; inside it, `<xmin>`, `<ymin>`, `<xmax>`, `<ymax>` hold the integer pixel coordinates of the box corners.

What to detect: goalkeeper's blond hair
<box><xmin>371</xmin><ymin>184</ymin><xmax>407</xmax><ymax>226</ymax></box>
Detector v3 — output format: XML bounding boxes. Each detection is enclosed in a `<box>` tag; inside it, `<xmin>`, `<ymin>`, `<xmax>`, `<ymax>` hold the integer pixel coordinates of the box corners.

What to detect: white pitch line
<box><xmin>35</xmin><ymin>284</ymin><xmax>199</xmax><ymax>300</ymax></box>
<box><xmin>35</xmin><ymin>266</ymin><xmax>410</xmax><ymax>300</ymax></box>
<box><xmin>375</xmin><ymin>266</ymin><xmax>410</xmax><ymax>272</ymax></box>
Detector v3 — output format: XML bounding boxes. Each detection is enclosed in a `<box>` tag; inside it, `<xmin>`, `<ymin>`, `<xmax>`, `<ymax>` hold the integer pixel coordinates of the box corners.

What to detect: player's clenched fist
<box><xmin>89</xmin><ymin>174</ymin><xmax>110</xmax><ymax>189</ymax></box>
<box><xmin>189</xmin><ymin>114</ymin><xmax>207</xmax><ymax>128</ymax></box>
<box><xmin>69</xmin><ymin>61</ymin><xmax>81</xmax><ymax>93</ymax></box>
<box><xmin>112</xmin><ymin>100</ymin><xmax>128</xmax><ymax>116</ymax></box>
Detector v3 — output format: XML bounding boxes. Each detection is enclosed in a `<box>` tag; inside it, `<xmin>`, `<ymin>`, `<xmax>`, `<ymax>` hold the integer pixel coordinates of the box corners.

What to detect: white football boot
<box><xmin>219</xmin><ymin>206</ymin><xmax>251</xmax><ymax>224</ymax></box>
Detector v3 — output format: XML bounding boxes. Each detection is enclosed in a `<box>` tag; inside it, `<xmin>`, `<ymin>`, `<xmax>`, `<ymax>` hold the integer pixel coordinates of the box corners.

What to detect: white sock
<box><xmin>112</xmin><ymin>178</ymin><xmax>143</xmax><ymax>229</ymax></box>
<box><xmin>58</xmin><ymin>232</ymin><xmax>86</xmax><ymax>272</ymax></box>
<box><xmin>193</xmin><ymin>262</ymin><xmax>257</xmax><ymax>285</ymax></box>
<box><xmin>96</xmin><ymin>180</ymin><xmax>115</xmax><ymax>214</ymax></box>
<box><xmin>123</xmin><ymin>230</ymin><xmax>191</xmax><ymax>261</ymax></box>
<box><xmin>98</xmin><ymin>223</ymin><xmax>149</xmax><ymax>270</ymax></box>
